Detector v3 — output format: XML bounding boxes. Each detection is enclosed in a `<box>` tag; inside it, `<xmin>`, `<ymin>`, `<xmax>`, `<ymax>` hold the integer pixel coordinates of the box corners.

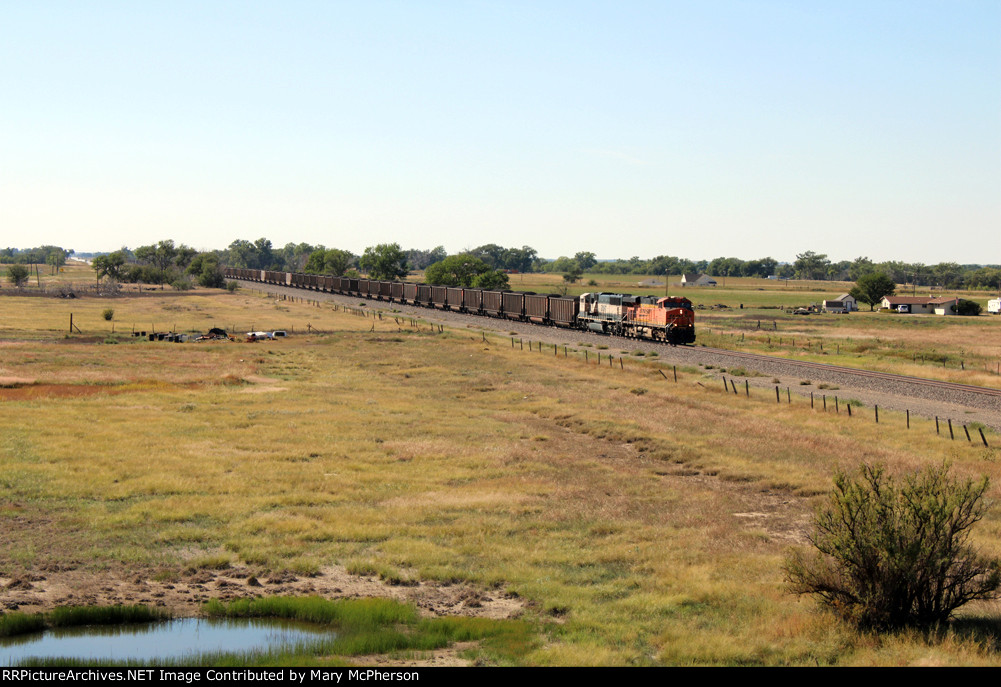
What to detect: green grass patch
<box><xmin>200</xmin><ymin>595</ymin><xmax>535</xmax><ymax>664</ymax></box>
<box><xmin>48</xmin><ymin>605</ymin><xmax>170</xmax><ymax>628</ymax></box>
<box><xmin>0</xmin><ymin>612</ymin><xmax>47</xmax><ymax>638</ymax></box>
<box><xmin>0</xmin><ymin>605</ymin><xmax>169</xmax><ymax>640</ymax></box>
<box><xmin>204</xmin><ymin>596</ymin><xmax>419</xmax><ymax>629</ymax></box>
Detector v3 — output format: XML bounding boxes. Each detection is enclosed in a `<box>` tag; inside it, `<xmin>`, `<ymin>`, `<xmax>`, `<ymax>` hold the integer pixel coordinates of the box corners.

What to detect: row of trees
<box><xmin>301</xmin><ymin>243</ymin><xmax>508</xmax><ymax>288</ymax></box>
<box><xmin>211</xmin><ymin>238</ymin><xmax>1001</xmax><ymax>291</ymax></box>
<box><xmin>79</xmin><ymin>241</ymin><xmax>227</xmax><ymax>290</ymax></box>
<box><xmin>540</xmin><ymin>250</ymin><xmax>1001</xmax><ymax>289</ymax></box>
<box><xmin>11</xmin><ymin>237</ymin><xmax>1000</xmax><ymax>293</ymax></box>
<box><xmin>1</xmin><ymin>246</ymin><xmax>73</xmax><ymax>274</ymax></box>
<box><xmin>89</xmin><ymin>240</ymin><xmax>220</xmax><ymax>289</ymax></box>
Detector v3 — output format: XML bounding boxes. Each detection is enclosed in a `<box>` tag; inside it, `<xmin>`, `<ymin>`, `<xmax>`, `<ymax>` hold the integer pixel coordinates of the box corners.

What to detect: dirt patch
<box><xmin>0</xmin><ymin>384</ymin><xmax>130</xmax><ymax>401</ymax></box>
<box><xmin>242</xmin><ymin>375</ymin><xmax>280</xmax><ymax>384</ymax></box>
<box><xmin>359</xmin><ymin>641</ymin><xmax>480</xmax><ymax>667</ymax></box>
<box><xmin>0</xmin><ymin>565</ymin><xmax>525</xmax><ymax>623</ymax></box>
<box><xmin>0</xmin><ymin>376</ymin><xmax>37</xmax><ymax>387</ymax></box>
<box><xmin>0</xmin><ymin>381</ymin><xmax>230</xmax><ymax>401</ymax></box>
<box><xmin>240</xmin><ymin>386</ymin><xmax>288</xmax><ymax>394</ymax></box>
<box><xmin>52</xmin><ymin>337</ymin><xmax>106</xmax><ymax>345</ymax></box>
<box><xmin>238</xmin><ymin>375</ymin><xmax>286</xmax><ymax>394</ymax></box>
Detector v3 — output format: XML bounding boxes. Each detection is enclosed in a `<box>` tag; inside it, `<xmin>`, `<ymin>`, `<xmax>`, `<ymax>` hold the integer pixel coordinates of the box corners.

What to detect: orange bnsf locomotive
<box><xmin>224</xmin><ymin>268</ymin><xmax>695</xmax><ymax>345</ymax></box>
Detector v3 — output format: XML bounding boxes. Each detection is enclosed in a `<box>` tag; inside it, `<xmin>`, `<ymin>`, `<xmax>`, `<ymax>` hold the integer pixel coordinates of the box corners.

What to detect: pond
<box><xmin>0</xmin><ymin>617</ymin><xmax>334</xmax><ymax>664</ymax></box>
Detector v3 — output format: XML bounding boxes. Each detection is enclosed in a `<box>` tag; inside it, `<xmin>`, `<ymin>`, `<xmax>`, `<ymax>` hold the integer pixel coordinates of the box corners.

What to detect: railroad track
<box><xmin>236</xmin><ymin>278</ymin><xmax>1001</xmax><ymax>419</ymax></box>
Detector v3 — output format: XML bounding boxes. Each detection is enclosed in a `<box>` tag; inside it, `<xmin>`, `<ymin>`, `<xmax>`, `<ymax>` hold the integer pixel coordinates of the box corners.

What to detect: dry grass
<box><xmin>2</xmin><ymin>290</ymin><xmax>1000</xmax><ymax>665</ymax></box>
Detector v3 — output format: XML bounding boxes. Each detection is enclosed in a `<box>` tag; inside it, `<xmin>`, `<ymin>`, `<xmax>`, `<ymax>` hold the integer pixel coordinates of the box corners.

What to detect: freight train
<box><xmin>223</xmin><ymin>268</ymin><xmax>696</xmax><ymax>345</ymax></box>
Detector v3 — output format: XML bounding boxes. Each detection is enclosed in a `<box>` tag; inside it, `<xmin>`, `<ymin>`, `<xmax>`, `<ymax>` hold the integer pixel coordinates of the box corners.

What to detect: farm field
<box><xmin>2</xmin><ymin>288</ymin><xmax>1001</xmax><ymax>665</ymax></box>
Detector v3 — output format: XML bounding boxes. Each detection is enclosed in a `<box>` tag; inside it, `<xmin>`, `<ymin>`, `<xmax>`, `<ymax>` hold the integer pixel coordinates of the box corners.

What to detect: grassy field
<box><xmin>3</xmin><ymin>287</ymin><xmax>1001</xmax><ymax>665</ymax></box>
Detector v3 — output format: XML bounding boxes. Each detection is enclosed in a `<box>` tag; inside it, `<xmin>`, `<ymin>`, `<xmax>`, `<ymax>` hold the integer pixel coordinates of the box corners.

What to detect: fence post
<box><xmin>980</xmin><ymin>428</ymin><xmax>989</xmax><ymax>447</ymax></box>
<box><xmin>936</xmin><ymin>417</ymin><xmax>940</xmax><ymax>435</ymax></box>
<box><xmin>745</xmin><ymin>380</ymin><xmax>749</xmax><ymax>397</ymax></box>
<box><xmin>964</xmin><ymin>425</ymin><xmax>971</xmax><ymax>442</ymax></box>
<box><xmin>875</xmin><ymin>405</ymin><xmax>879</xmax><ymax>423</ymax></box>
<box><xmin>673</xmin><ymin>365</ymin><xmax>677</xmax><ymax>382</ymax></box>
<box><xmin>775</xmin><ymin>386</ymin><xmax>780</xmax><ymax>403</ymax></box>
<box><xmin>847</xmin><ymin>403</ymin><xmax>852</xmax><ymax>417</ymax></box>
<box><xmin>948</xmin><ymin>419</ymin><xmax>954</xmax><ymax>440</ymax></box>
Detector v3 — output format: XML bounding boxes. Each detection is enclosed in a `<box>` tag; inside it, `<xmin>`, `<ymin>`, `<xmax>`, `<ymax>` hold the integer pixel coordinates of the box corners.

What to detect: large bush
<box><xmin>6</xmin><ymin>264</ymin><xmax>30</xmax><ymax>288</ymax></box>
<box><xmin>954</xmin><ymin>299</ymin><xmax>983</xmax><ymax>316</ymax></box>
<box><xmin>786</xmin><ymin>462</ymin><xmax>1000</xmax><ymax>629</ymax></box>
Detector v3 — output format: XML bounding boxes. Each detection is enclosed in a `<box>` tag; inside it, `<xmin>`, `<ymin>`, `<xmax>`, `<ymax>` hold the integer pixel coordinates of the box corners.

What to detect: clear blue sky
<box><xmin>1</xmin><ymin>1</ymin><xmax>998</xmax><ymax>264</ymax></box>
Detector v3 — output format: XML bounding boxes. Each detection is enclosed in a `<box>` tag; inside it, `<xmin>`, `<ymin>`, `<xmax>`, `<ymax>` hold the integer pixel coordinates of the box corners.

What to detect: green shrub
<box><xmin>954</xmin><ymin>299</ymin><xmax>983</xmax><ymax>316</ymax></box>
<box><xmin>786</xmin><ymin>462</ymin><xmax>1001</xmax><ymax>629</ymax></box>
<box><xmin>101</xmin><ymin>308</ymin><xmax>114</xmax><ymax>321</ymax></box>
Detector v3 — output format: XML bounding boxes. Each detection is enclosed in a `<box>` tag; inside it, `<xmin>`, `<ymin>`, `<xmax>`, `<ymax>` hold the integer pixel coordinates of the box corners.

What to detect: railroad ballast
<box><xmin>224</xmin><ymin>268</ymin><xmax>696</xmax><ymax>345</ymax></box>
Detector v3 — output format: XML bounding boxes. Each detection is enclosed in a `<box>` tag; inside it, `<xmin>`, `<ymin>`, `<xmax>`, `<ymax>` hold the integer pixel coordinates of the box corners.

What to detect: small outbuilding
<box><xmin>823</xmin><ymin>293</ymin><xmax>858</xmax><ymax>313</ymax></box>
<box><xmin>680</xmin><ymin>273</ymin><xmax>717</xmax><ymax>287</ymax></box>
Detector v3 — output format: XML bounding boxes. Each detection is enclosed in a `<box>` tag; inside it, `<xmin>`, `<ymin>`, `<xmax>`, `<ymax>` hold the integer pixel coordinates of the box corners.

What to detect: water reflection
<box><xmin>0</xmin><ymin>617</ymin><xmax>334</xmax><ymax>664</ymax></box>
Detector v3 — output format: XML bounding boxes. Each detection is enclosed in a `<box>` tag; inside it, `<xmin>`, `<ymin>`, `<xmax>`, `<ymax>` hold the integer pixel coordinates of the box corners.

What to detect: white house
<box><xmin>881</xmin><ymin>296</ymin><xmax>959</xmax><ymax>315</ymax></box>
<box><xmin>989</xmin><ymin>299</ymin><xmax>1000</xmax><ymax>315</ymax></box>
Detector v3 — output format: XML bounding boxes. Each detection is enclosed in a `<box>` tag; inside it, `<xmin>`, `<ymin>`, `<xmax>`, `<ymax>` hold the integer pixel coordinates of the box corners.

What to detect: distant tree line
<box><xmin>87</xmin><ymin>240</ymin><xmax>219</xmax><ymax>289</ymax></box>
<box><xmin>1</xmin><ymin>246</ymin><xmax>73</xmax><ymax>274</ymax></box>
<box><xmin>10</xmin><ymin>239</ymin><xmax>999</xmax><ymax>293</ymax></box>
<box><xmin>126</xmin><ymin>238</ymin><xmax>1001</xmax><ymax>292</ymax></box>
